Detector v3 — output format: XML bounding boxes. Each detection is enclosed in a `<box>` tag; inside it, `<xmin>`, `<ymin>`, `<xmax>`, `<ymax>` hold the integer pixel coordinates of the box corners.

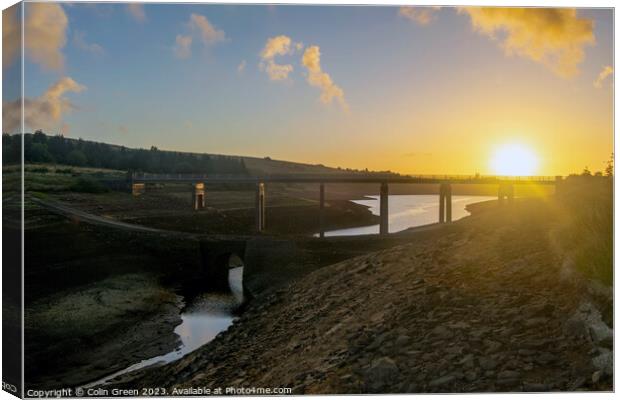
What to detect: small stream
<box><xmin>84</xmin><ymin>267</ymin><xmax>244</xmax><ymax>388</ymax></box>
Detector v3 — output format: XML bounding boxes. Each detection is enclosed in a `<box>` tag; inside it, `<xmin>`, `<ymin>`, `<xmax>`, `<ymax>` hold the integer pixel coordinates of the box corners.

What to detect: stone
<box><xmin>523</xmin><ymin>317</ymin><xmax>549</xmax><ymax>328</ymax></box>
<box><xmin>464</xmin><ymin>371</ymin><xmax>477</xmax><ymax>382</ymax></box>
<box><xmin>522</xmin><ymin>382</ymin><xmax>550</xmax><ymax>392</ymax></box>
<box><xmin>564</xmin><ymin>316</ymin><xmax>588</xmax><ymax>338</ymax></box>
<box><xmin>535</xmin><ymin>352</ymin><xmax>556</xmax><ymax>365</ymax></box>
<box><xmin>592</xmin><ymin>348</ymin><xmax>613</xmax><ymax>376</ymax></box>
<box><xmin>497</xmin><ymin>370</ymin><xmax>520</xmax><ymax>380</ymax></box>
<box><xmin>483</xmin><ymin>339</ymin><xmax>502</xmax><ymax>352</ymax></box>
<box><xmin>458</xmin><ymin>354</ymin><xmax>475</xmax><ymax>369</ymax></box>
<box><xmin>479</xmin><ymin>356</ymin><xmax>498</xmax><ymax>371</ymax></box>
<box><xmin>429</xmin><ymin>375</ymin><xmax>456</xmax><ymax>388</ymax></box>
<box><xmin>449</xmin><ymin>321</ymin><xmax>471</xmax><ymax>330</ymax></box>
<box><xmin>431</xmin><ymin>325</ymin><xmax>454</xmax><ymax>340</ymax></box>
<box><xmin>496</xmin><ymin>378</ymin><xmax>519</xmax><ymax>387</ymax></box>
<box><xmin>592</xmin><ymin>371</ymin><xmax>601</xmax><ymax>384</ymax></box>
<box><xmin>395</xmin><ymin>335</ymin><xmax>411</xmax><ymax>347</ymax></box>
<box><xmin>364</xmin><ymin>356</ymin><xmax>399</xmax><ymax>388</ymax></box>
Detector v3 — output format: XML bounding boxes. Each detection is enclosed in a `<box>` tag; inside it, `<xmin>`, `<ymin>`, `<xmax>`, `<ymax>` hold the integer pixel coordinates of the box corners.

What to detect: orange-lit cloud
<box><xmin>259</xmin><ymin>35</ymin><xmax>297</xmax><ymax>81</ymax></box>
<box><xmin>3</xmin><ymin>77</ymin><xmax>86</xmax><ymax>133</ymax></box>
<box><xmin>174</xmin><ymin>34</ymin><xmax>192</xmax><ymax>59</ymax></box>
<box><xmin>173</xmin><ymin>14</ymin><xmax>225</xmax><ymax>59</ymax></box>
<box><xmin>301</xmin><ymin>45</ymin><xmax>347</xmax><ymax>110</ymax></box>
<box><xmin>459</xmin><ymin>7</ymin><xmax>595</xmax><ymax>77</ymax></box>
<box><xmin>399</xmin><ymin>6</ymin><xmax>440</xmax><ymax>25</ymax></box>
<box><xmin>3</xmin><ymin>5</ymin><xmax>20</xmax><ymax>70</ymax></box>
<box><xmin>23</xmin><ymin>2</ymin><xmax>68</xmax><ymax>71</ymax></box>
<box><xmin>126</xmin><ymin>4</ymin><xmax>146</xmax><ymax>23</ymax></box>
<box><xmin>594</xmin><ymin>65</ymin><xmax>613</xmax><ymax>88</ymax></box>
<box><xmin>189</xmin><ymin>13</ymin><xmax>226</xmax><ymax>45</ymax></box>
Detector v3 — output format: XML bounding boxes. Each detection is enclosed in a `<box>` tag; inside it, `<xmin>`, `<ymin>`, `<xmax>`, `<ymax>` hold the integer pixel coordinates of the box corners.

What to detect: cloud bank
<box><xmin>22</xmin><ymin>2</ymin><xmax>68</xmax><ymax>71</ymax></box>
<box><xmin>459</xmin><ymin>7</ymin><xmax>595</xmax><ymax>77</ymax></box>
<box><xmin>594</xmin><ymin>65</ymin><xmax>613</xmax><ymax>88</ymax></box>
<box><xmin>3</xmin><ymin>77</ymin><xmax>86</xmax><ymax>133</ymax></box>
<box><xmin>301</xmin><ymin>45</ymin><xmax>347</xmax><ymax>110</ymax></box>
<box><xmin>3</xmin><ymin>5</ymin><xmax>20</xmax><ymax>70</ymax></box>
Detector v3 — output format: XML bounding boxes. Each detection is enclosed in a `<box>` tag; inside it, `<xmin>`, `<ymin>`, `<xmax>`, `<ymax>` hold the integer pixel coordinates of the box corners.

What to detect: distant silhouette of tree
<box><xmin>30</xmin><ymin>143</ymin><xmax>54</xmax><ymax>163</ymax></box>
<box><xmin>605</xmin><ymin>153</ymin><xmax>614</xmax><ymax>177</ymax></box>
<box><xmin>12</xmin><ymin>132</ymin><xmax>249</xmax><ymax>174</ymax></box>
<box><xmin>67</xmin><ymin>149</ymin><xmax>88</xmax><ymax>166</ymax></box>
<box><xmin>581</xmin><ymin>166</ymin><xmax>592</xmax><ymax>177</ymax></box>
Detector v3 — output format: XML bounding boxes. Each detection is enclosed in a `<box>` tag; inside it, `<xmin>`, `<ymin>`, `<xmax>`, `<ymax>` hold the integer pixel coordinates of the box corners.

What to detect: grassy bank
<box><xmin>553</xmin><ymin>177</ymin><xmax>613</xmax><ymax>287</ymax></box>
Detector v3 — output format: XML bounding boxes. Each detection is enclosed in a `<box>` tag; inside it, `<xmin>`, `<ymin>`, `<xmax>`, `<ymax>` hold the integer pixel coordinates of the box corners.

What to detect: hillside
<box><xmin>3</xmin><ymin>132</ymin><xmax>397</xmax><ymax>177</ymax></box>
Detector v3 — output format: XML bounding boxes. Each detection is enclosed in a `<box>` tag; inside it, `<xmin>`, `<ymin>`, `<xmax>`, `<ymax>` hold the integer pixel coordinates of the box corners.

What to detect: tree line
<box><xmin>2</xmin><ymin>131</ymin><xmax>249</xmax><ymax>174</ymax></box>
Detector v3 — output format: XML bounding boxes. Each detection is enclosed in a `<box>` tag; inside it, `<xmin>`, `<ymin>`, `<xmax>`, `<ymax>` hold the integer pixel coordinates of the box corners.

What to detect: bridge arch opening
<box><xmin>210</xmin><ymin>252</ymin><xmax>245</xmax><ymax>303</ymax></box>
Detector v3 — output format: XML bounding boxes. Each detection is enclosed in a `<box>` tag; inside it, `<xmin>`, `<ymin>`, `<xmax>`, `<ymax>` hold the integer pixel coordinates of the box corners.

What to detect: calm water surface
<box><xmin>84</xmin><ymin>267</ymin><xmax>244</xmax><ymax>388</ymax></box>
<box><xmin>323</xmin><ymin>195</ymin><xmax>494</xmax><ymax>236</ymax></box>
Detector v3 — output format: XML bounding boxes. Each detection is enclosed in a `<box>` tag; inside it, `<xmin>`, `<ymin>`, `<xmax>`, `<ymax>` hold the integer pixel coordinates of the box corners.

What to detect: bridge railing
<box><xmin>131</xmin><ymin>171</ymin><xmax>560</xmax><ymax>184</ymax></box>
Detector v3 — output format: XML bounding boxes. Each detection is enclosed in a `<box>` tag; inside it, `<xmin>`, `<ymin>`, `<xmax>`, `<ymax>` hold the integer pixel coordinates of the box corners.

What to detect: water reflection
<box><xmin>84</xmin><ymin>266</ymin><xmax>244</xmax><ymax>388</ymax></box>
<box><xmin>322</xmin><ymin>195</ymin><xmax>494</xmax><ymax>236</ymax></box>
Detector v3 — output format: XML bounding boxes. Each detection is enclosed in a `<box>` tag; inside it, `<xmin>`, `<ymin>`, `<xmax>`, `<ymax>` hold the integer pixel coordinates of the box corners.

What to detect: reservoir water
<box><xmin>323</xmin><ymin>195</ymin><xmax>494</xmax><ymax>236</ymax></box>
<box><xmin>84</xmin><ymin>267</ymin><xmax>244</xmax><ymax>388</ymax></box>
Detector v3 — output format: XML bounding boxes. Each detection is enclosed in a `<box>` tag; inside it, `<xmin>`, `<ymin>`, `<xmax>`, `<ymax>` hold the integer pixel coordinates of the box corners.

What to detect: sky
<box><xmin>2</xmin><ymin>3</ymin><xmax>614</xmax><ymax>175</ymax></box>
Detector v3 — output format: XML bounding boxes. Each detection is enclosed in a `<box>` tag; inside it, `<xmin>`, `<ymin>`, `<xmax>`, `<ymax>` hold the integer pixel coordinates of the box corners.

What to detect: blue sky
<box><xmin>2</xmin><ymin>3</ymin><xmax>614</xmax><ymax>174</ymax></box>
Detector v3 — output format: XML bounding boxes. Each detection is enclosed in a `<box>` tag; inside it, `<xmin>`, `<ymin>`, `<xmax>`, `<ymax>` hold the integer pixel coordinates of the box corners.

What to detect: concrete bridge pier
<box><xmin>255</xmin><ymin>182</ymin><xmax>266</xmax><ymax>233</ymax></box>
<box><xmin>379</xmin><ymin>182</ymin><xmax>389</xmax><ymax>235</ymax></box>
<box><xmin>439</xmin><ymin>183</ymin><xmax>452</xmax><ymax>223</ymax></box>
<box><xmin>498</xmin><ymin>183</ymin><xmax>514</xmax><ymax>205</ymax></box>
<box><xmin>192</xmin><ymin>182</ymin><xmax>206</xmax><ymax>210</ymax></box>
<box><xmin>131</xmin><ymin>183</ymin><xmax>145</xmax><ymax>196</ymax></box>
<box><xmin>319</xmin><ymin>183</ymin><xmax>325</xmax><ymax>238</ymax></box>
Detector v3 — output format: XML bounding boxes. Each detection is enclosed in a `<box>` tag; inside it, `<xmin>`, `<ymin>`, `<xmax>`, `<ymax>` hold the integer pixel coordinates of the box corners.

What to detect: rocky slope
<box><xmin>119</xmin><ymin>198</ymin><xmax>612</xmax><ymax>393</ymax></box>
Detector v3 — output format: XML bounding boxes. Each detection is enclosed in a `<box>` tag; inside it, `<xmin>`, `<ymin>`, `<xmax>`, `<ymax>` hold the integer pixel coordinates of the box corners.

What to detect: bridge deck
<box><xmin>131</xmin><ymin>173</ymin><xmax>558</xmax><ymax>185</ymax></box>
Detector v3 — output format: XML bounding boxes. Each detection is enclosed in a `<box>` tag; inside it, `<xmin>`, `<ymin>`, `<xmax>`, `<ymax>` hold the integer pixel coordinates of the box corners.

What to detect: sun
<box><xmin>490</xmin><ymin>143</ymin><xmax>540</xmax><ymax>176</ymax></box>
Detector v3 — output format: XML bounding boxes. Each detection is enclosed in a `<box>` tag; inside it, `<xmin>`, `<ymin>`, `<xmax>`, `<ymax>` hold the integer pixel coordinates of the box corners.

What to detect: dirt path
<box><xmin>30</xmin><ymin>197</ymin><xmax>167</xmax><ymax>233</ymax></box>
<box><xmin>116</xmin><ymin>199</ymin><xmax>611</xmax><ymax>393</ymax></box>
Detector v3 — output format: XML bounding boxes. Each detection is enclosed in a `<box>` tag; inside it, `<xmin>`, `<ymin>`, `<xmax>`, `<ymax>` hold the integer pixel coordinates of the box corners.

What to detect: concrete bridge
<box><xmin>130</xmin><ymin>172</ymin><xmax>559</xmax><ymax>236</ymax></box>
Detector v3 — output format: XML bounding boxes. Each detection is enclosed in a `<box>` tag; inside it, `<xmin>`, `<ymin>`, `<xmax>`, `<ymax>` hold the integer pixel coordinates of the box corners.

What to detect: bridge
<box><xmin>130</xmin><ymin>172</ymin><xmax>560</xmax><ymax>236</ymax></box>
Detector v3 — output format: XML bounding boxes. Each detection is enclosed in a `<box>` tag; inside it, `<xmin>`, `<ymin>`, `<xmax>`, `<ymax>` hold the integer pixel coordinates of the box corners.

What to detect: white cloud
<box><xmin>3</xmin><ymin>77</ymin><xmax>86</xmax><ymax>133</ymax></box>
<box><xmin>301</xmin><ymin>45</ymin><xmax>347</xmax><ymax>110</ymax></box>
<box><xmin>126</xmin><ymin>4</ymin><xmax>146</xmax><ymax>23</ymax></box>
<box><xmin>594</xmin><ymin>65</ymin><xmax>613</xmax><ymax>88</ymax></box>
<box><xmin>73</xmin><ymin>30</ymin><xmax>104</xmax><ymax>56</ymax></box>
<box><xmin>459</xmin><ymin>7</ymin><xmax>595</xmax><ymax>78</ymax></box>
<box><xmin>174</xmin><ymin>34</ymin><xmax>193</xmax><ymax>59</ymax></box>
